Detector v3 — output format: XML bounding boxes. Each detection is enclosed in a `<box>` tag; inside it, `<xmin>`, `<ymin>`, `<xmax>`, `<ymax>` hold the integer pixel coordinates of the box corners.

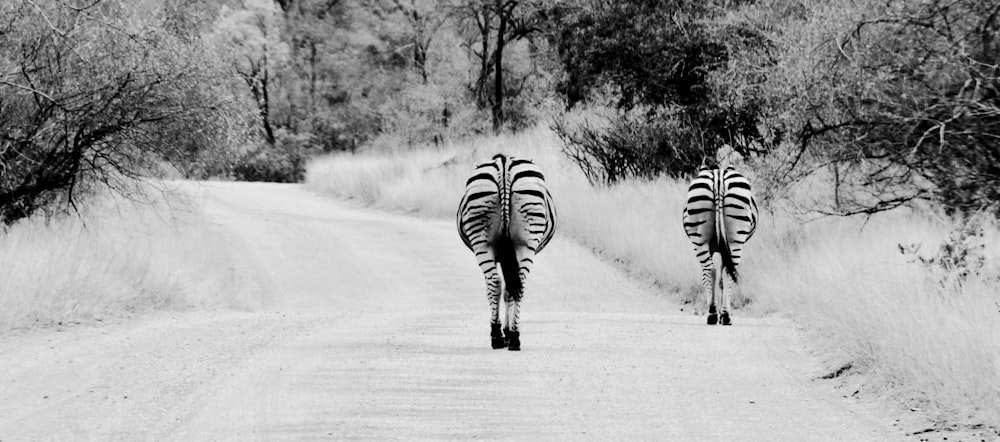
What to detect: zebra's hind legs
<box><xmin>707</xmin><ymin>305</ymin><xmax>719</xmax><ymax>325</ymax></box>
<box><xmin>491</xmin><ymin>323</ymin><xmax>507</xmax><ymax>349</ymax></box>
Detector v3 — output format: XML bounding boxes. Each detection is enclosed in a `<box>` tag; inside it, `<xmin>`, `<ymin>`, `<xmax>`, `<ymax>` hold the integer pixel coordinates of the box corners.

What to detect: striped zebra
<box><xmin>682</xmin><ymin>166</ymin><xmax>758</xmax><ymax>326</ymax></box>
<box><xmin>457</xmin><ymin>154</ymin><xmax>556</xmax><ymax>351</ymax></box>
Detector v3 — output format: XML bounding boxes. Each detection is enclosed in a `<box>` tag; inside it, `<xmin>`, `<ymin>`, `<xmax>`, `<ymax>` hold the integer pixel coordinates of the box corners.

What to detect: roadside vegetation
<box><xmin>1</xmin><ymin>0</ymin><xmax>261</xmax><ymax>333</ymax></box>
<box><xmin>0</xmin><ymin>186</ymin><xmax>258</xmax><ymax>333</ymax></box>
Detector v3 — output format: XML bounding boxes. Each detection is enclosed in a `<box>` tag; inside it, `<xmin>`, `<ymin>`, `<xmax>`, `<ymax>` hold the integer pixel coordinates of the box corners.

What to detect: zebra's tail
<box><xmin>495</xmin><ymin>235</ymin><xmax>522</xmax><ymax>298</ymax></box>
<box><xmin>718</xmin><ymin>232</ymin><xmax>740</xmax><ymax>284</ymax></box>
<box><xmin>715</xmin><ymin>181</ymin><xmax>740</xmax><ymax>285</ymax></box>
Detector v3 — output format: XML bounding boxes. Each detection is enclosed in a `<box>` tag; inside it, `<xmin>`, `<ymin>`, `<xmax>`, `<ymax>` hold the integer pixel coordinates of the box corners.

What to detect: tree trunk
<box><xmin>415</xmin><ymin>41</ymin><xmax>428</xmax><ymax>84</ymax></box>
<box><xmin>492</xmin><ymin>0</ymin><xmax>507</xmax><ymax>134</ymax></box>
<box><xmin>476</xmin><ymin>7</ymin><xmax>491</xmax><ymax>110</ymax></box>
<box><xmin>309</xmin><ymin>41</ymin><xmax>318</xmax><ymax>117</ymax></box>
<box><xmin>260</xmin><ymin>53</ymin><xmax>276</xmax><ymax>146</ymax></box>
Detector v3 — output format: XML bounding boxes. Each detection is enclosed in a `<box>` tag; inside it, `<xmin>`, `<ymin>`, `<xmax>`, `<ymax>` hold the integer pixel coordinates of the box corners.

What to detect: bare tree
<box><xmin>385</xmin><ymin>0</ymin><xmax>448</xmax><ymax>84</ymax></box>
<box><xmin>453</xmin><ymin>0</ymin><xmax>545</xmax><ymax>134</ymax></box>
<box><xmin>237</xmin><ymin>48</ymin><xmax>277</xmax><ymax>145</ymax></box>
<box><xmin>215</xmin><ymin>1</ymin><xmax>289</xmax><ymax>147</ymax></box>
<box><xmin>767</xmin><ymin>0</ymin><xmax>1000</xmax><ymax>216</ymax></box>
<box><xmin>0</xmin><ymin>0</ymin><xmax>250</xmax><ymax>224</ymax></box>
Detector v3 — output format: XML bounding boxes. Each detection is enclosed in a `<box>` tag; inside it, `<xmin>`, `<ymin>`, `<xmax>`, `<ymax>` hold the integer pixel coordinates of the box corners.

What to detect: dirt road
<box><xmin>0</xmin><ymin>182</ymin><xmax>902</xmax><ymax>440</ymax></box>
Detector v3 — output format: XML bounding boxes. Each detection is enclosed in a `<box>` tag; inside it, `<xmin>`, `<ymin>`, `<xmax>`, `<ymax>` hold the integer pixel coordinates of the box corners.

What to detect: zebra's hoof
<box><xmin>721</xmin><ymin>312</ymin><xmax>732</xmax><ymax>326</ymax></box>
<box><xmin>507</xmin><ymin>330</ymin><xmax>520</xmax><ymax>351</ymax></box>
<box><xmin>491</xmin><ymin>324</ymin><xmax>506</xmax><ymax>349</ymax></box>
<box><xmin>707</xmin><ymin>313</ymin><xmax>719</xmax><ymax>325</ymax></box>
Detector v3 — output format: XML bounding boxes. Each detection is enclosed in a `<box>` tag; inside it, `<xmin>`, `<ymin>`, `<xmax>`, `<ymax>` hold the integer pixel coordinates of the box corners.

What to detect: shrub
<box><xmin>899</xmin><ymin>214</ymin><xmax>995</xmax><ymax>285</ymax></box>
<box><xmin>232</xmin><ymin>129</ymin><xmax>320</xmax><ymax>182</ymax></box>
<box><xmin>552</xmin><ymin>107</ymin><xmax>708</xmax><ymax>184</ymax></box>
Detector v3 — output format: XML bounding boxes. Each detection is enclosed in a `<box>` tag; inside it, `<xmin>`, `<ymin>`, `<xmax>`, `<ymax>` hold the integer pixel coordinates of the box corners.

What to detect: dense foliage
<box><xmin>551</xmin><ymin>0</ymin><xmax>1000</xmax><ymax>216</ymax></box>
<box><xmin>547</xmin><ymin>0</ymin><xmax>776</xmax><ymax>182</ymax></box>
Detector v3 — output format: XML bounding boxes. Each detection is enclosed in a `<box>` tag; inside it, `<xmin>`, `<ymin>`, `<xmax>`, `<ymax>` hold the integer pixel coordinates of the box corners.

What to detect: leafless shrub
<box><xmin>551</xmin><ymin>108</ymin><xmax>709</xmax><ymax>185</ymax></box>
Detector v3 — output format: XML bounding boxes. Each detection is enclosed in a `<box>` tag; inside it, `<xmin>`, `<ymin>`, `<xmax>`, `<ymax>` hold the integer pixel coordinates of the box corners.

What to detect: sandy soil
<box><xmin>0</xmin><ymin>181</ymin><xmax>906</xmax><ymax>441</ymax></box>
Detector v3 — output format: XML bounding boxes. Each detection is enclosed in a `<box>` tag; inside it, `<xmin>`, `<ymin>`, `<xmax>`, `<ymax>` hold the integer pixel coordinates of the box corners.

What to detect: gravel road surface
<box><xmin>0</xmin><ymin>182</ymin><xmax>901</xmax><ymax>440</ymax></box>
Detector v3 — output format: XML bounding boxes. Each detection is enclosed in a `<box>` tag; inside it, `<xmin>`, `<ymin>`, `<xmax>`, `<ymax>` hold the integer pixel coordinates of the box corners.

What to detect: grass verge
<box><xmin>0</xmin><ymin>185</ymin><xmax>257</xmax><ymax>333</ymax></box>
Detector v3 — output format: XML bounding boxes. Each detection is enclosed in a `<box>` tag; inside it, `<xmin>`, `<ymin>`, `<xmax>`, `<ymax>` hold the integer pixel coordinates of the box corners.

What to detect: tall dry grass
<box><xmin>305</xmin><ymin>125</ymin><xmax>1000</xmax><ymax>430</ymax></box>
<box><xmin>745</xmin><ymin>211</ymin><xmax>1000</xmax><ymax>427</ymax></box>
<box><xmin>0</xmin><ymin>186</ymin><xmax>257</xmax><ymax>332</ymax></box>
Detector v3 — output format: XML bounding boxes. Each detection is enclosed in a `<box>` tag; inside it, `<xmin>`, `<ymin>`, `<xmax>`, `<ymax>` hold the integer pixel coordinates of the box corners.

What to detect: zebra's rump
<box><xmin>682</xmin><ymin>167</ymin><xmax>757</xmax><ymax>249</ymax></box>
<box><xmin>457</xmin><ymin>154</ymin><xmax>556</xmax><ymax>254</ymax></box>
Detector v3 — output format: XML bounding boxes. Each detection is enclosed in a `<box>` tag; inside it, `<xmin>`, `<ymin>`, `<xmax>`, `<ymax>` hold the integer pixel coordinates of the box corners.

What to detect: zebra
<box><xmin>457</xmin><ymin>154</ymin><xmax>556</xmax><ymax>351</ymax></box>
<box><xmin>682</xmin><ymin>165</ymin><xmax>758</xmax><ymax>326</ymax></box>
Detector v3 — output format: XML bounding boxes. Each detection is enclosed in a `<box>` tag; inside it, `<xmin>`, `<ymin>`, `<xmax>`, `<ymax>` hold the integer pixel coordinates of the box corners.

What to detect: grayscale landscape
<box><xmin>1</xmin><ymin>0</ymin><xmax>998</xmax><ymax>440</ymax></box>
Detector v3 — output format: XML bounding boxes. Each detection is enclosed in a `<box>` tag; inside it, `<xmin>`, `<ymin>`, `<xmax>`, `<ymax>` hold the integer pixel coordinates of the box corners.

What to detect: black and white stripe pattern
<box><xmin>457</xmin><ymin>154</ymin><xmax>556</xmax><ymax>350</ymax></box>
<box><xmin>682</xmin><ymin>166</ymin><xmax>758</xmax><ymax>326</ymax></box>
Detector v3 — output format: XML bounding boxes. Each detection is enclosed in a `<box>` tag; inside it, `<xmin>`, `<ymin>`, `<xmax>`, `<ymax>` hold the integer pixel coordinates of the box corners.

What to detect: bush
<box><xmin>552</xmin><ymin>107</ymin><xmax>709</xmax><ymax>184</ymax></box>
<box><xmin>899</xmin><ymin>214</ymin><xmax>995</xmax><ymax>285</ymax></box>
<box><xmin>232</xmin><ymin>129</ymin><xmax>319</xmax><ymax>182</ymax></box>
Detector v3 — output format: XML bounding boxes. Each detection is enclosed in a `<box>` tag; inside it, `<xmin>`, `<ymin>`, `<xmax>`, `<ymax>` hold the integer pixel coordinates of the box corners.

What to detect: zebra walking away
<box><xmin>457</xmin><ymin>154</ymin><xmax>556</xmax><ymax>350</ymax></box>
<box><xmin>682</xmin><ymin>165</ymin><xmax>758</xmax><ymax>326</ymax></box>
